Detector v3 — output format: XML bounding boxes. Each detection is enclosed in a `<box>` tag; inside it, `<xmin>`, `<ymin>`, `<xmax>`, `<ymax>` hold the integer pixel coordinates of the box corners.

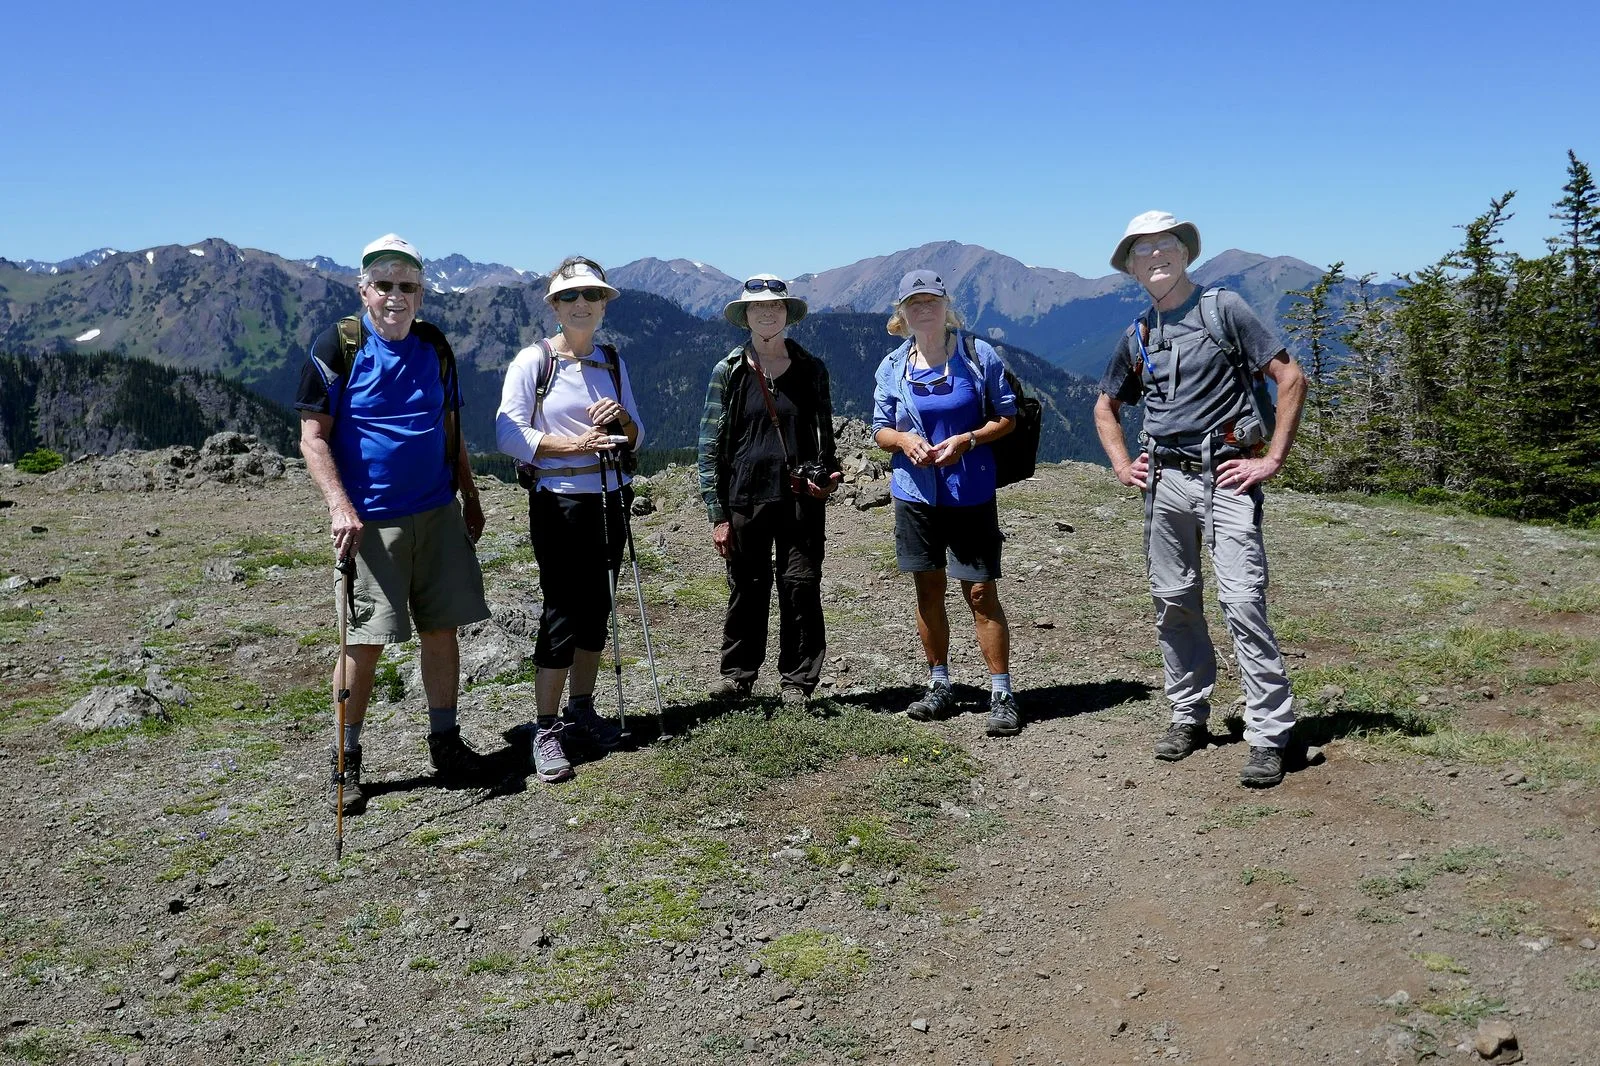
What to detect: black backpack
<box><xmin>328</xmin><ymin>315</ymin><xmax>462</xmax><ymax>486</ymax></box>
<box><xmin>1130</xmin><ymin>287</ymin><xmax>1277</xmax><ymax>440</ymax></box>
<box><xmin>960</xmin><ymin>334</ymin><xmax>1042</xmax><ymax>488</ymax></box>
<box><xmin>513</xmin><ymin>339</ymin><xmax>638</xmax><ymax>489</ymax></box>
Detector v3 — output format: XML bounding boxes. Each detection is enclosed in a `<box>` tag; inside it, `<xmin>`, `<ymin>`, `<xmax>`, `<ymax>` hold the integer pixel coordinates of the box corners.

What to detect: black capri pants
<box><xmin>529</xmin><ymin>485</ymin><xmax>632</xmax><ymax>669</ymax></box>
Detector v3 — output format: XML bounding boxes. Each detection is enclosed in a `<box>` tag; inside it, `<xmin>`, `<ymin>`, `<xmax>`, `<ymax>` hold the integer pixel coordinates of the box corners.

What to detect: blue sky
<box><xmin>3</xmin><ymin>0</ymin><xmax>1594</xmax><ymax>281</ymax></box>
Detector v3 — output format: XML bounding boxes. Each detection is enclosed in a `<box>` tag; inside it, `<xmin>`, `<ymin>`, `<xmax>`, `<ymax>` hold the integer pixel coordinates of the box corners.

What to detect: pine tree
<box><xmin>1283</xmin><ymin>263</ymin><xmax>1346</xmax><ymax>488</ymax></box>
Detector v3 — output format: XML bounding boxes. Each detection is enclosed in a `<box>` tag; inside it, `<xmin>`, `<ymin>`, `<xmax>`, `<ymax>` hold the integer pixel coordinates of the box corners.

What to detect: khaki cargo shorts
<box><xmin>339</xmin><ymin>500</ymin><xmax>489</xmax><ymax>643</ymax></box>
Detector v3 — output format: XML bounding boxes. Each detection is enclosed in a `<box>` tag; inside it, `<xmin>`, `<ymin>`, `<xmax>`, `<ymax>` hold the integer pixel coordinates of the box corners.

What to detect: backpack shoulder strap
<box><xmin>960</xmin><ymin>332</ymin><xmax>998</xmax><ymax>421</ymax></box>
<box><xmin>409</xmin><ymin>318</ymin><xmax>463</xmax><ymax>484</ymax></box>
<box><xmin>534</xmin><ymin>339</ymin><xmax>559</xmax><ymax>403</ymax></box>
<box><xmin>333</xmin><ymin>315</ymin><xmax>364</xmax><ymax>380</ymax></box>
<box><xmin>1198</xmin><ymin>287</ymin><xmax>1236</xmax><ymax>357</ymax></box>
<box><xmin>597</xmin><ymin>342</ymin><xmax>624</xmax><ymax>398</ymax></box>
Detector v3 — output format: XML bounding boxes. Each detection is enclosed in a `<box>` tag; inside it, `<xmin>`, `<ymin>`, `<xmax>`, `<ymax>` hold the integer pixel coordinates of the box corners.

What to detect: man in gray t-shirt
<box><xmin>1093</xmin><ymin>211</ymin><xmax>1308</xmax><ymax>788</ymax></box>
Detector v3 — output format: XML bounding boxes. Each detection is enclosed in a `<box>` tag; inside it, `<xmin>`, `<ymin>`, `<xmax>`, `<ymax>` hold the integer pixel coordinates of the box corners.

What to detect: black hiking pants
<box><xmin>720</xmin><ymin>495</ymin><xmax>826</xmax><ymax>693</ymax></box>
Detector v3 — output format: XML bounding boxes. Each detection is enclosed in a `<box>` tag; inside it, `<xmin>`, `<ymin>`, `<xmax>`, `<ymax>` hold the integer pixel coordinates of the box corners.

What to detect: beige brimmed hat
<box><xmin>1111</xmin><ymin>211</ymin><xmax>1201</xmax><ymax>274</ymax></box>
<box><xmin>545</xmin><ymin>260</ymin><xmax>621</xmax><ymax>303</ymax></box>
<box><xmin>724</xmin><ymin>274</ymin><xmax>808</xmax><ymax>329</ymax></box>
<box><xmin>362</xmin><ymin>233</ymin><xmax>423</xmax><ymax>272</ymax></box>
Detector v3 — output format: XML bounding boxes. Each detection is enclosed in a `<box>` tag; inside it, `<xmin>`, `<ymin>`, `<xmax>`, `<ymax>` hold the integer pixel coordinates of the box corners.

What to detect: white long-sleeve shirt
<box><xmin>495</xmin><ymin>342</ymin><xmax>646</xmax><ymax>495</ymax></box>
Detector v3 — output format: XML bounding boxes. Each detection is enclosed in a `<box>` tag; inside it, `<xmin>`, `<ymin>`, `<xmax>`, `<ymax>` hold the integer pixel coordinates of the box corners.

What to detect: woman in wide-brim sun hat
<box><xmin>870</xmin><ymin>269</ymin><xmax>1024</xmax><ymax>737</ymax></box>
<box><xmin>697</xmin><ymin>274</ymin><xmax>841</xmax><ymax>709</ymax></box>
<box><xmin>495</xmin><ymin>256</ymin><xmax>642</xmax><ymax>785</ymax></box>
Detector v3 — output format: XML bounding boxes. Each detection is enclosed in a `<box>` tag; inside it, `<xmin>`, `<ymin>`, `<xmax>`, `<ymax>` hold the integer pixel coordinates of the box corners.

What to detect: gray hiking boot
<box><xmin>1153</xmin><ymin>723</ymin><xmax>1207</xmax><ymax>761</ymax></box>
<box><xmin>329</xmin><ymin>745</ymin><xmax>362</xmax><ymax>808</ymax></box>
<box><xmin>985</xmin><ymin>691</ymin><xmax>1022</xmax><ymax>737</ymax></box>
<box><xmin>562</xmin><ymin>695</ymin><xmax>624</xmax><ymax>751</ymax></box>
<box><xmin>905</xmin><ymin>682</ymin><xmax>955</xmax><ymax>722</ymax></box>
<box><xmin>1239</xmin><ymin>746</ymin><xmax>1285</xmax><ymax>788</ymax></box>
<box><xmin>531</xmin><ymin>719</ymin><xmax>574</xmax><ymax>784</ymax></box>
<box><xmin>711</xmin><ymin>677</ymin><xmax>753</xmax><ymax>701</ymax></box>
<box><xmin>780</xmin><ymin>685</ymin><xmax>809</xmax><ymax>711</ymax></box>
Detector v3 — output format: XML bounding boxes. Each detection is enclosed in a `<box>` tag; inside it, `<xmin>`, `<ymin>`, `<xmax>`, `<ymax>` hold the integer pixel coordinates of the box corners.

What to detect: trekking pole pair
<box><xmin>597</xmin><ymin>450</ymin><xmax>668</xmax><ymax>739</ymax></box>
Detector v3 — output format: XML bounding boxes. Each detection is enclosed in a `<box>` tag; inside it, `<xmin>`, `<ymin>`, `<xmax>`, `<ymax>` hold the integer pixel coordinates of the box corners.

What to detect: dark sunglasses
<box><xmin>369</xmin><ymin>280</ymin><xmax>421</xmax><ymax>295</ymax></box>
<box><xmin>555</xmin><ymin>288</ymin><xmax>608</xmax><ymax>303</ymax></box>
<box><xmin>744</xmin><ymin>278</ymin><xmax>788</xmax><ymax>294</ymax></box>
<box><xmin>907</xmin><ymin>364</ymin><xmax>953</xmax><ymax>396</ymax></box>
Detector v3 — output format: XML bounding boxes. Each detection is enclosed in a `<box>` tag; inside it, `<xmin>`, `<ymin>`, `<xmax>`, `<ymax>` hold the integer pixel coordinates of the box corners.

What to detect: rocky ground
<box><xmin>2</xmin><ymin>431</ymin><xmax>1598</xmax><ymax>1066</ymax></box>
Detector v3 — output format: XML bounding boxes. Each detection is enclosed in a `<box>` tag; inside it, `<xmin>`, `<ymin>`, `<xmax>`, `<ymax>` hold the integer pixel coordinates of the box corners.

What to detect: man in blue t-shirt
<box><xmin>297</xmin><ymin>234</ymin><xmax>491</xmax><ymax>807</ymax></box>
<box><xmin>1094</xmin><ymin>212</ymin><xmax>1307</xmax><ymax>789</ymax></box>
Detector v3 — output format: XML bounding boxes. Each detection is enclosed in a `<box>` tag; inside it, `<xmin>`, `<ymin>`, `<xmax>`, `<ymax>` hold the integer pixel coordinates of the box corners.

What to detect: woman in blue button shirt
<box><xmin>871</xmin><ymin>270</ymin><xmax>1021</xmax><ymax>736</ymax></box>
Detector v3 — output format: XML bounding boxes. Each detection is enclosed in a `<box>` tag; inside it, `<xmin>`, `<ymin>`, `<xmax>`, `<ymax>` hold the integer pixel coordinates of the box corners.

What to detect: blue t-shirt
<box><xmin>297</xmin><ymin>315</ymin><xmax>458</xmax><ymax>520</ymax></box>
<box><xmin>908</xmin><ymin>358</ymin><xmax>995</xmax><ymax>506</ymax></box>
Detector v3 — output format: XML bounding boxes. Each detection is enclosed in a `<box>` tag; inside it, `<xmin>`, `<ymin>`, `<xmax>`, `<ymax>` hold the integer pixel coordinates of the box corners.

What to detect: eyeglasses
<box><xmin>1130</xmin><ymin>235</ymin><xmax>1183</xmax><ymax>259</ymax></box>
<box><xmin>744</xmin><ymin>278</ymin><xmax>788</xmax><ymax>294</ymax></box>
<box><xmin>369</xmin><ymin>280</ymin><xmax>422</xmax><ymax>295</ymax></box>
<box><xmin>555</xmin><ymin>288</ymin><xmax>608</xmax><ymax>303</ymax></box>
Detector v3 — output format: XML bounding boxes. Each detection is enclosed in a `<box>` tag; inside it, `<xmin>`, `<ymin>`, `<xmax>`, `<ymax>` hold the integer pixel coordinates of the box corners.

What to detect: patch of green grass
<box><xmin>0</xmin><ymin>605</ymin><xmax>42</xmax><ymax>640</ymax></box>
<box><xmin>518</xmin><ymin>941</ymin><xmax>623</xmax><ymax>1006</ymax></box>
<box><xmin>467</xmin><ymin>952</ymin><xmax>516</xmax><ymax>976</ymax></box>
<box><xmin>1528</xmin><ymin>584</ymin><xmax>1600</xmax><ymax>615</ymax></box>
<box><xmin>605</xmin><ymin>879</ymin><xmax>704</xmax><ymax>942</ymax></box>
<box><xmin>407</xmin><ymin>956</ymin><xmax>439</xmax><ymax>971</ymax></box>
<box><xmin>1354</xmin><ymin>906</ymin><xmax>1403</xmax><ymax>924</ymax></box>
<box><xmin>1414</xmin><ymin>572</ymin><xmax>1477</xmax><ymax>607</ymax></box>
<box><xmin>1373</xmin><ymin>793</ymin><xmax>1438</xmax><ymax>817</ymax></box>
<box><xmin>297</xmin><ymin>626</ymin><xmax>335</xmax><ymax>647</ymax></box>
<box><xmin>480</xmin><ymin>543</ymin><xmax>535</xmax><ymax>571</ymax></box>
<box><xmin>760</xmin><ymin>931</ymin><xmax>868</xmax><ymax>991</ymax></box>
<box><xmin>373</xmin><ymin>659</ymin><xmax>407</xmax><ymax>702</ymax></box>
<box><xmin>668</xmin><ymin>576</ymin><xmax>727</xmax><ymax>609</ymax></box>
<box><xmin>1240</xmin><ymin>866</ymin><xmax>1297</xmax><ymax>886</ymax></box>
<box><xmin>1418</xmin><ymin>988</ymin><xmax>1505</xmax><ymax>1026</ymax></box>
<box><xmin>1360</xmin><ymin>846</ymin><xmax>1499</xmax><ymax>899</ymax></box>
<box><xmin>2</xmin><ymin>1026</ymin><xmax>70</xmax><ymax>1063</ymax></box>
<box><xmin>1457</xmin><ymin>899</ymin><xmax>1541</xmax><ymax>939</ymax></box>
<box><xmin>1413</xmin><ymin>951</ymin><xmax>1469</xmax><ymax>974</ymax></box>
<box><xmin>232</xmin><ymin>535</ymin><xmax>325</xmax><ymax>583</ymax></box>
<box><xmin>1568</xmin><ymin>964</ymin><xmax>1600</xmax><ymax>992</ymax></box>
<box><xmin>1199</xmin><ymin>803</ymin><xmax>1295</xmax><ymax>833</ymax></box>
<box><xmin>1368</xmin><ymin>720</ymin><xmax>1600</xmax><ymax>785</ymax></box>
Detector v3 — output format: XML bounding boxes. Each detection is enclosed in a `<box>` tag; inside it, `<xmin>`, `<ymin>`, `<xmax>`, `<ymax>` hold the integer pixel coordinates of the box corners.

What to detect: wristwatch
<box><xmin>966</xmin><ymin>431</ymin><xmax>978</xmax><ymax>451</ymax></box>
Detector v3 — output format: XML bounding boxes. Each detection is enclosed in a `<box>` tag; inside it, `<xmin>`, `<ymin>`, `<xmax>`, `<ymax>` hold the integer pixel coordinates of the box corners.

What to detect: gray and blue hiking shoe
<box><xmin>531</xmin><ymin>719</ymin><xmax>574</xmax><ymax>784</ymax></box>
<box><xmin>329</xmin><ymin>745</ymin><xmax>363</xmax><ymax>809</ymax></box>
<box><xmin>905</xmin><ymin>682</ymin><xmax>955</xmax><ymax>722</ymax></box>
<box><xmin>427</xmin><ymin>727</ymin><xmax>484</xmax><ymax>784</ymax></box>
<box><xmin>1154</xmin><ymin>723</ymin><xmax>1207</xmax><ymax>761</ymax></box>
<box><xmin>562</xmin><ymin>695</ymin><xmax>624</xmax><ymax>751</ymax></box>
<box><xmin>985</xmin><ymin>691</ymin><xmax>1022</xmax><ymax>737</ymax></box>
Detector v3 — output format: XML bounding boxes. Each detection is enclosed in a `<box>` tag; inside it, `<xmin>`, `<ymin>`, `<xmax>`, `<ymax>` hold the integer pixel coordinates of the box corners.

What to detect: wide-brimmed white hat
<box><xmin>545</xmin><ymin>260</ymin><xmax>621</xmax><ymax>303</ymax></box>
<box><xmin>1111</xmin><ymin>211</ymin><xmax>1201</xmax><ymax>274</ymax></box>
<box><xmin>362</xmin><ymin>233</ymin><xmax>423</xmax><ymax>272</ymax></box>
<box><xmin>724</xmin><ymin>274</ymin><xmax>808</xmax><ymax>329</ymax></box>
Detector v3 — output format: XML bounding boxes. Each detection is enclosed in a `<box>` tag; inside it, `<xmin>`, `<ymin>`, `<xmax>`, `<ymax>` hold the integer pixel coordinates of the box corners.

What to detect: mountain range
<box><xmin>0</xmin><ymin>235</ymin><xmax>1382</xmax><ymax>465</ymax></box>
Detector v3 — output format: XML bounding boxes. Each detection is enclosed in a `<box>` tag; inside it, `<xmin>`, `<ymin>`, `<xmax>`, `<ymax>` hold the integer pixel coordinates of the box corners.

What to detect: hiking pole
<box><xmin>597</xmin><ymin>451</ymin><xmax>630</xmax><ymax>737</ymax></box>
<box><xmin>615</xmin><ymin>460</ymin><xmax>668</xmax><ymax>737</ymax></box>
<box><xmin>332</xmin><ymin>552</ymin><xmax>356</xmax><ymax>860</ymax></box>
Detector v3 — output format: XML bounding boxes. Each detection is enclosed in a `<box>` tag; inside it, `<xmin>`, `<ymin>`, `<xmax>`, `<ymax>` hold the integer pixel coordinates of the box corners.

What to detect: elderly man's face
<box><xmin>360</xmin><ymin>258</ymin><xmax>424</xmax><ymax>339</ymax></box>
<box><xmin>1128</xmin><ymin>234</ymin><xmax>1188</xmax><ymax>293</ymax></box>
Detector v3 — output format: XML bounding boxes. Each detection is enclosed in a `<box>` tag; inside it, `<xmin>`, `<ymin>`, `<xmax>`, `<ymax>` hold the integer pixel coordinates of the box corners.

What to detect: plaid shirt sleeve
<box><xmin>696</xmin><ymin>355</ymin><xmax>736</xmax><ymax>525</ymax></box>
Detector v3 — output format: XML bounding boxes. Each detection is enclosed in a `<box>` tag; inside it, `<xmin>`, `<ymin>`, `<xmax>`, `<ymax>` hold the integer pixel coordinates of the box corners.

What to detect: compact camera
<box><xmin>789</xmin><ymin>461</ymin><xmax>832</xmax><ymax>496</ymax></box>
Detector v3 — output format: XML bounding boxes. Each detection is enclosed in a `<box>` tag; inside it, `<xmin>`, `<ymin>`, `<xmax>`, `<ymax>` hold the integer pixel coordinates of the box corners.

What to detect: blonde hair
<box><xmin>887</xmin><ymin>302</ymin><xmax>964</xmax><ymax>338</ymax></box>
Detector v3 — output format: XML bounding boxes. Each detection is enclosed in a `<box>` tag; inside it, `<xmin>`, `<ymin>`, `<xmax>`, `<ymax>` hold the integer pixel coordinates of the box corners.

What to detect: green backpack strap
<box><xmin>1199</xmin><ymin>287</ymin><xmax>1276</xmax><ymax>438</ymax></box>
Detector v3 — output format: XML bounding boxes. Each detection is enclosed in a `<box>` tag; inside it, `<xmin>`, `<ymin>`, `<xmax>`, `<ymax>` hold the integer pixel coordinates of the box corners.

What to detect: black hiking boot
<box><xmin>1239</xmin><ymin>746</ymin><xmax>1285</xmax><ymax>788</ymax></box>
<box><xmin>1153</xmin><ymin>722</ymin><xmax>1207</xmax><ymax>761</ymax></box>
<box><xmin>427</xmin><ymin>727</ymin><xmax>483</xmax><ymax>784</ymax></box>
<box><xmin>329</xmin><ymin>745</ymin><xmax>362</xmax><ymax>810</ymax></box>
<box><xmin>711</xmin><ymin>677</ymin><xmax>753</xmax><ymax>701</ymax></box>
<box><xmin>562</xmin><ymin>696</ymin><xmax>625</xmax><ymax>752</ymax></box>
<box><xmin>905</xmin><ymin>682</ymin><xmax>955</xmax><ymax>722</ymax></box>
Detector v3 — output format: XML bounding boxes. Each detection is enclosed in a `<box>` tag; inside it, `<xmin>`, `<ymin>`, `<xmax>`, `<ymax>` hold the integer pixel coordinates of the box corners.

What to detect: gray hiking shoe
<box><xmin>985</xmin><ymin>691</ymin><xmax>1022</xmax><ymax>737</ymax></box>
<box><xmin>1153</xmin><ymin>723</ymin><xmax>1207</xmax><ymax>761</ymax></box>
<box><xmin>905</xmin><ymin>682</ymin><xmax>955</xmax><ymax>722</ymax></box>
<box><xmin>711</xmin><ymin>677</ymin><xmax>753</xmax><ymax>701</ymax></box>
<box><xmin>1239</xmin><ymin>746</ymin><xmax>1285</xmax><ymax>788</ymax></box>
<box><xmin>329</xmin><ymin>745</ymin><xmax>362</xmax><ymax>808</ymax></box>
<box><xmin>531</xmin><ymin>719</ymin><xmax>574</xmax><ymax>784</ymax></box>
<box><xmin>780</xmin><ymin>686</ymin><xmax>809</xmax><ymax>711</ymax></box>
<box><xmin>563</xmin><ymin>695</ymin><xmax>624</xmax><ymax>751</ymax></box>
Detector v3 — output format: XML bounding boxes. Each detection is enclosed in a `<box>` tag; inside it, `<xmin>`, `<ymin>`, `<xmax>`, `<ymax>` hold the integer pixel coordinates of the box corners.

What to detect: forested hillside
<box><xmin>1281</xmin><ymin>151</ymin><xmax>1600</xmax><ymax>524</ymax></box>
<box><xmin>0</xmin><ymin>351</ymin><xmax>296</xmax><ymax>463</ymax></box>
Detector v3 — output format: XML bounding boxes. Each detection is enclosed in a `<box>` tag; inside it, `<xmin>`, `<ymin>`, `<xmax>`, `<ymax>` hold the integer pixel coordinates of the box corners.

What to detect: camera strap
<box><xmin>747</xmin><ymin>349</ymin><xmax>793</xmax><ymax>470</ymax></box>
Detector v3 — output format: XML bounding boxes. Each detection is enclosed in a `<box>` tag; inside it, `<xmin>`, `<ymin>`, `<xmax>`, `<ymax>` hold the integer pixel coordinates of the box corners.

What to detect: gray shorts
<box><xmin>340</xmin><ymin>499</ymin><xmax>489</xmax><ymax>644</ymax></box>
<box><xmin>893</xmin><ymin>498</ymin><xmax>1003</xmax><ymax>582</ymax></box>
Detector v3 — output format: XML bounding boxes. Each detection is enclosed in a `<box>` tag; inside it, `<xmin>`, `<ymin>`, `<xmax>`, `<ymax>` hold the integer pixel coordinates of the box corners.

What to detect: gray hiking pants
<box><xmin>1145</xmin><ymin>467</ymin><xmax>1295</xmax><ymax>749</ymax></box>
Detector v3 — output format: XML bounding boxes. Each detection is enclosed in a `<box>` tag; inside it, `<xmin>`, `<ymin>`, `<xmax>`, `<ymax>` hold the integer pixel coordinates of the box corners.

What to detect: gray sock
<box><xmin>428</xmin><ymin>707</ymin><xmax>457</xmax><ymax>735</ymax></box>
<box><xmin>343</xmin><ymin>722</ymin><xmax>363</xmax><ymax>751</ymax></box>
